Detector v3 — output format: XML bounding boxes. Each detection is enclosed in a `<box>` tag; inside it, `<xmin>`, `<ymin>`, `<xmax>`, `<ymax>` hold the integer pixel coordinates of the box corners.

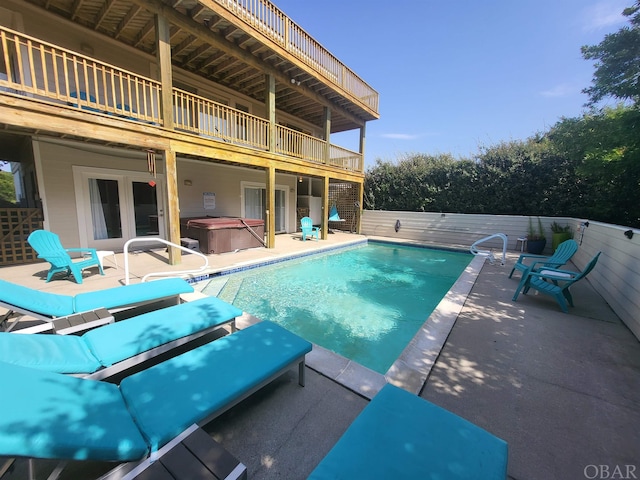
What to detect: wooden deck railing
<box><xmin>0</xmin><ymin>26</ymin><xmax>363</xmax><ymax>173</ymax></box>
<box><xmin>329</xmin><ymin>144</ymin><xmax>363</xmax><ymax>171</ymax></box>
<box><xmin>0</xmin><ymin>28</ymin><xmax>162</xmax><ymax>124</ymax></box>
<box><xmin>215</xmin><ymin>0</ymin><xmax>379</xmax><ymax>113</ymax></box>
<box><xmin>173</xmin><ymin>88</ymin><xmax>269</xmax><ymax>150</ymax></box>
<box><xmin>275</xmin><ymin>125</ymin><xmax>325</xmax><ymax>163</ymax></box>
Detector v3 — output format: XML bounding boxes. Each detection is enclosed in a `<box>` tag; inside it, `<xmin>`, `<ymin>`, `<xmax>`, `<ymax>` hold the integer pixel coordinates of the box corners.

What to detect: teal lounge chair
<box><xmin>0</xmin><ymin>320</ymin><xmax>312</xmax><ymax>480</ymax></box>
<box><xmin>27</xmin><ymin>230</ymin><xmax>104</xmax><ymax>284</ymax></box>
<box><xmin>509</xmin><ymin>239</ymin><xmax>578</xmax><ymax>279</ymax></box>
<box><xmin>309</xmin><ymin>383</ymin><xmax>508</xmax><ymax>479</ymax></box>
<box><xmin>512</xmin><ymin>252</ymin><xmax>601</xmax><ymax>313</ymax></box>
<box><xmin>0</xmin><ymin>277</ymin><xmax>194</xmax><ymax>333</ymax></box>
<box><xmin>300</xmin><ymin>216</ymin><xmax>320</xmax><ymax>241</ymax></box>
<box><xmin>0</xmin><ymin>296</ymin><xmax>243</xmax><ymax>380</ymax></box>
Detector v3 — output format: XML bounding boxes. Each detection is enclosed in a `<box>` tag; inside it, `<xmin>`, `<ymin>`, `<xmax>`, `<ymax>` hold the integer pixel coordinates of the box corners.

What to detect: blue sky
<box><xmin>274</xmin><ymin>0</ymin><xmax>630</xmax><ymax>168</ymax></box>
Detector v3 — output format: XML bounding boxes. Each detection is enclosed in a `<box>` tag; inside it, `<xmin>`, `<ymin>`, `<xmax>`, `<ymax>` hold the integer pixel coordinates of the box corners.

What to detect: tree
<box><xmin>0</xmin><ymin>171</ymin><xmax>17</xmax><ymax>205</ymax></box>
<box><xmin>547</xmin><ymin>106</ymin><xmax>640</xmax><ymax>227</ymax></box>
<box><xmin>581</xmin><ymin>2</ymin><xmax>640</xmax><ymax>106</ymax></box>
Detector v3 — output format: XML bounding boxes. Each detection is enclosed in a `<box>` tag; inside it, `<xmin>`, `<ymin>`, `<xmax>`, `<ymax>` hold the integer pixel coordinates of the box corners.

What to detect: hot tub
<box><xmin>180</xmin><ymin>217</ymin><xmax>265</xmax><ymax>254</ymax></box>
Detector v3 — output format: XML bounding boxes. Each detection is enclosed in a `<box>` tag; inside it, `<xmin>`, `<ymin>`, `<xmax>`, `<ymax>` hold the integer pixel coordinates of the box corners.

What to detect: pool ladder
<box><xmin>470</xmin><ymin>233</ymin><xmax>508</xmax><ymax>265</ymax></box>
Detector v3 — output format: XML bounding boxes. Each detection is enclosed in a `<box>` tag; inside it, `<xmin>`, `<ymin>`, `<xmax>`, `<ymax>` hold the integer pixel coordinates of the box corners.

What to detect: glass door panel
<box><xmin>244</xmin><ymin>185</ymin><xmax>287</xmax><ymax>233</ymax></box>
<box><xmin>132</xmin><ymin>181</ymin><xmax>159</xmax><ymax>236</ymax></box>
<box><xmin>88</xmin><ymin>178</ymin><xmax>122</xmax><ymax>240</ymax></box>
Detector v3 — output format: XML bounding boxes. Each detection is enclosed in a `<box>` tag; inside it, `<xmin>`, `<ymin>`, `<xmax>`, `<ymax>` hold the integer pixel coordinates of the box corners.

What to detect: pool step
<box><xmin>202</xmin><ymin>277</ymin><xmax>228</xmax><ymax>297</ymax></box>
<box><xmin>218</xmin><ymin>276</ymin><xmax>243</xmax><ymax>304</ymax></box>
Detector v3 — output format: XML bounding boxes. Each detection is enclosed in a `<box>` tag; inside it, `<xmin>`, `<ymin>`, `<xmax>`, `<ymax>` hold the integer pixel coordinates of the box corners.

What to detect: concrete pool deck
<box><xmin>1</xmin><ymin>232</ymin><xmax>639</xmax><ymax>479</ymax></box>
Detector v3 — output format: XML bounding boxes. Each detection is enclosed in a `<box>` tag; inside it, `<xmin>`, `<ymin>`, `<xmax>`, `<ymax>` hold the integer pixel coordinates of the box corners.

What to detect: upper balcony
<box><xmin>0</xmin><ymin>25</ymin><xmax>364</xmax><ymax>173</ymax></box>
<box><xmin>17</xmin><ymin>0</ymin><xmax>379</xmax><ymax>132</ymax></box>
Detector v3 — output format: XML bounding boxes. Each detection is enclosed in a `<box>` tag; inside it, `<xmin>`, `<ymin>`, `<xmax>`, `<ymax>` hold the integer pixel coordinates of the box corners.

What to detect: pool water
<box><xmin>202</xmin><ymin>242</ymin><xmax>472</xmax><ymax>374</ymax></box>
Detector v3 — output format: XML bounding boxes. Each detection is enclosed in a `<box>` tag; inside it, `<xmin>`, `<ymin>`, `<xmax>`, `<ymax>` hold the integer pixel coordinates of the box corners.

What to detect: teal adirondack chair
<box><xmin>300</xmin><ymin>216</ymin><xmax>320</xmax><ymax>241</ymax></box>
<box><xmin>509</xmin><ymin>239</ymin><xmax>578</xmax><ymax>279</ymax></box>
<box><xmin>512</xmin><ymin>252</ymin><xmax>601</xmax><ymax>313</ymax></box>
<box><xmin>27</xmin><ymin>230</ymin><xmax>104</xmax><ymax>284</ymax></box>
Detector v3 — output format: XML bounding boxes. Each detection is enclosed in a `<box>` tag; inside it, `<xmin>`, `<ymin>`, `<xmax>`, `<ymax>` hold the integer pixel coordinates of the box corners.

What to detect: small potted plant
<box><xmin>550</xmin><ymin>221</ymin><xmax>573</xmax><ymax>252</ymax></box>
<box><xmin>526</xmin><ymin>217</ymin><xmax>547</xmax><ymax>254</ymax></box>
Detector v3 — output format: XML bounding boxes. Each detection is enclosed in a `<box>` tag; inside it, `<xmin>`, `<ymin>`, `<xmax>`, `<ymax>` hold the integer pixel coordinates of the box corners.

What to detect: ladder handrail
<box><xmin>470</xmin><ymin>233</ymin><xmax>508</xmax><ymax>265</ymax></box>
<box><xmin>123</xmin><ymin>238</ymin><xmax>209</xmax><ymax>285</ymax></box>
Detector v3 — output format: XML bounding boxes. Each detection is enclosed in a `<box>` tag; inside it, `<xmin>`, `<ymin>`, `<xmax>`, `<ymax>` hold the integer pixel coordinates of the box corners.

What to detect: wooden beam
<box><xmin>265</xmin><ymin>166</ymin><xmax>275</xmax><ymax>248</ymax></box>
<box><xmin>172</xmin><ymin>34</ymin><xmax>198</xmax><ymax>57</ymax></box>
<box><xmin>115</xmin><ymin>4</ymin><xmax>142</xmax><ymax>40</ymax></box>
<box><xmin>323</xmin><ymin>106</ymin><xmax>331</xmax><ymax>164</ymax></box>
<box><xmin>265</xmin><ymin>74</ymin><xmax>275</xmax><ymax>153</ymax></box>
<box><xmin>164</xmin><ymin>149</ymin><xmax>181</xmax><ymax>264</ymax></box>
<box><xmin>94</xmin><ymin>0</ymin><xmax>118</xmax><ymax>30</ymax></box>
<box><xmin>133</xmin><ymin>18</ymin><xmax>155</xmax><ymax>47</ymax></box>
<box><xmin>156</xmin><ymin>14</ymin><xmax>174</xmax><ymax>129</ymax></box>
<box><xmin>321</xmin><ymin>175</ymin><xmax>329</xmax><ymax>240</ymax></box>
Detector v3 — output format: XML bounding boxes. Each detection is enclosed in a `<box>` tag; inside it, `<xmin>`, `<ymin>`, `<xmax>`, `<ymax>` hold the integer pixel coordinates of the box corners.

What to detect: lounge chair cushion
<box><xmin>0</xmin><ymin>279</ymin><xmax>75</xmax><ymax>317</ymax></box>
<box><xmin>309</xmin><ymin>383</ymin><xmax>508</xmax><ymax>479</ymax></box>
<box><xmin>0</xmin><ymin>297</ymin><xmax>243</xmax><ymax>374</ymax></box>
<box><xmin>0</xmin><ymin>361</ymin><xmax>149</xmax><ymax>461</ymax></box>
<box><xmin>120</xmin><ymin>320</ymin><xmax>312</xmax><ymax>451</ymax></box>
<box><xmin>73</xmin><ymin>278</ymin><xmax>193</xmax><ymax>312</ymax></box>
<box><xmin>83</xmin><ymin>296</ymin><xmax>243</xmax><ymax>367</ymax></box>
<box><xmin>0</xmin><ymin>333</ymin><xmax>102</xmax><ymax>373</ymax></box>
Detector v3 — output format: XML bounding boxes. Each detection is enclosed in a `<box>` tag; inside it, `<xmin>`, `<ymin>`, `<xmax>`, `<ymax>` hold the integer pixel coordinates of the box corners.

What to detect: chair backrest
<box><xmin>300</xmin><ymin>217</ymin><xmax>313</xmax><ymax>230</ymax></box>
<box><xmin>27</xmin><ymin>230</ymin><xmax>72</xmax><ymax>268</ymax></box>
<box><xmin>551</xmin><ymin>239</ymin><xmax>579</xmax><ymax>264</ymax></box>
<box><xmin>571</xmin><ymin>252</ymin><xmax>601</xmax><ymax>284</ymax></box>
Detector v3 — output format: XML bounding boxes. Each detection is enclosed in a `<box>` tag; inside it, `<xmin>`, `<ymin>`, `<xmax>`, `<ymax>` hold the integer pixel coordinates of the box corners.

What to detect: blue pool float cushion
<box><xmin>120</xmin><ymin>320</ymin><xmax>312</xmax><ymax>452</ymax></box>
<box><xmin>0</xmin><ymin>361</ymin><xmax>148</xmax><ymax>461</ymax></box>
<box><xmin>0</xmin><ymin>297</ymin><xmax>243</xmax><ymax>373</ymax></box>
<box><xmin>308</xmin><ymin>383</ymin><xmax>508</xmax><ymax>479</ymax></box>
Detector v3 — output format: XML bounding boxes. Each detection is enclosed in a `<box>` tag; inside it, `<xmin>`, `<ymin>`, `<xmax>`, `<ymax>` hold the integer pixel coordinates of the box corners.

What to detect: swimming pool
<box><xmin>202</xmin><ymin>242</ymin><xmax>473</xmax><ymax>374</ymax></box>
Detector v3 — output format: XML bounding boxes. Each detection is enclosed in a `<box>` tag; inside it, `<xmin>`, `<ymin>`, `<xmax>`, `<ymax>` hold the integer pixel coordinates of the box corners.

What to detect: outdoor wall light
<box><xmin>395</xmin><ymin>220</ymin><xmax>401</xmax><ymax>233</ymax></box>
<box><xmin>624</xmin><ymin>229</ymin><xmax>634</xmax><ymax>239</ymax></box>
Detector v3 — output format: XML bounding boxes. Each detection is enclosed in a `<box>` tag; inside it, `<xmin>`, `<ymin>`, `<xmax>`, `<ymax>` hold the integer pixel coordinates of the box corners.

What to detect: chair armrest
<box><xmin>515</xmin><ymin>253</ymin><xmax>549</xmax><ymax>263</ymax></box>
<box><xmin>529</xmin><ymin>267</ymin><xmax>576</xmax><ymax>280</ymax></box>
<box><xmin>65</xmin><ymin>248</ymin><xmax>98</xmax><ymax>254</ymax></box>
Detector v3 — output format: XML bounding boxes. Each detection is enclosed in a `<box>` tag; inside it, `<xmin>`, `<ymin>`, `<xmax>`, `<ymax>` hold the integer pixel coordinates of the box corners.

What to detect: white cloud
<box><xmin>381</xmin><ymin>133</ymin><xmax>421</xmax><ymax>140</ymax></box>
<box><xmin>581</xmin><ymin>1</ymin><xmax>628</xmax><ymax>32</ymax></box>
<box><xmin>540</xmin><ymin>83</ymin><xmax>577</xmax><ymax>98</ymax></box>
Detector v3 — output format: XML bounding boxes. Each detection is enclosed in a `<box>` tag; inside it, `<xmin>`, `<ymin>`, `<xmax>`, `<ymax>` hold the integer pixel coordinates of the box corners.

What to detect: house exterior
<box><xmin>0</xmin><ymin>0</ymin><xmax>379</xmax><ymax>265</ymax></box>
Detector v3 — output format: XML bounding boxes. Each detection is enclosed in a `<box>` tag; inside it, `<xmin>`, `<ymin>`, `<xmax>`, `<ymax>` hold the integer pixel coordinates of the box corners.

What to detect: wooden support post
<box><xmin>323</xmin><ymin>106</ymin><xmax>331</xmax><ymax>165</ymax></box>
<box><xmin>359</xmin><ymin>124</ymin><xmax>366</xmax><ymax>173</ymax></box>
<box><xmin>155</xmin><ymin>14</ymin><xmax>173</xmax><ymax>129</ymax></box>
<box><xmin>265</xmin><ymin>166</ymin><xmax>275</xmax><ymax>248</ymax></box>
<box><xmin>164</xmin><ymin>149</ymin><xmax>181</xmax><ymax>264</ymax></box>
<box><xmin>265</xmin><ymin>74</ymin><xmax>276</xmax><ymax>153</ymax></box>
<box><xmin>321</xmin><ymin>175</ymin><xmax>329</xmax><ymax>240</ymax></box>
<box><xmin>356</xmin><ymin>182</ymin><xmax>364</xmax><ymax>234</ymax></box>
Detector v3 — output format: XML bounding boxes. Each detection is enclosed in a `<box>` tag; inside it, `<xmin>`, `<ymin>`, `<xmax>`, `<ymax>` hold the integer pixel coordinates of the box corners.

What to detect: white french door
<box><xmin>73</xmin><ymin>167</ymin><xmax>165</xmax><ymax>250</ymax></box>
<box><xmin>242</xmin><ymin>183</ymin><xmax>287</xmax><ymax>233</ymax></box>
